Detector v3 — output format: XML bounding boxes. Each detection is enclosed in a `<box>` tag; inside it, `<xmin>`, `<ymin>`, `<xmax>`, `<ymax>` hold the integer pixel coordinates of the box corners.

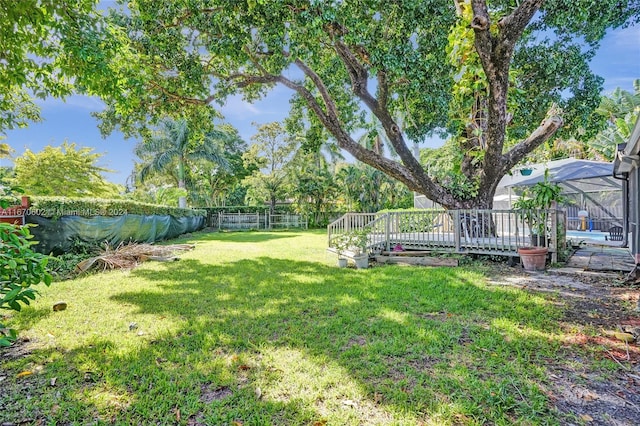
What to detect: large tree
<box><xmin>11</xmin><ymin>142</ymin><xmax>121</xmax><ymax>197</ymax></box>
<box><xmin>90</xmin><ymin>0</ymin><xmax>639</xmax><ymax>209</ymax></box>
<box><xmin>242</xmin><ymin>122</ymin><xmax>298</xmax><ymax>214</ymax></box>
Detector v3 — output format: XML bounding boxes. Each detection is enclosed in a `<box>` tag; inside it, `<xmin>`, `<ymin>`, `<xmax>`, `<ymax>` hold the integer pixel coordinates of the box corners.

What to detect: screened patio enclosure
<box><xmin>414</xmin><ymin>158</ymin><xmax>623</xmax><ymax>232</ymax></box>
<box><xmin>500</xmin><ymin>159</ymin><xmax>622</xmax><ymax>232</ymax></box>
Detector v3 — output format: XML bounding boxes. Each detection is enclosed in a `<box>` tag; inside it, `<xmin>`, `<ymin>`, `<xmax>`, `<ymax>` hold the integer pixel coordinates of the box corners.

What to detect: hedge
<box><xmin>0</xmin><ymin>195</ymin><xmax>22</xmax><ymax>207</ymax></box>
<box><xmin>28</xmin><ymin>196</ymin><xmax>206</xmax><ymax>219</ymax></box>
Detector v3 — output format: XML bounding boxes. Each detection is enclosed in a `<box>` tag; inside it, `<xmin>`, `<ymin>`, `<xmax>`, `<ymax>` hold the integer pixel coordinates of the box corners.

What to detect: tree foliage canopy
<box><xmin>12</xmin><ymin>0</ymin><xmax>637</xmax><ymax>209</ymax></box>
<box><xmin>11</xmin><ymin>142</ymin><xmax>121</xmax><ymax>197</ymax></box>
<box><xmin>84</xmin><ymin>0</ymin><xmax>639</xmax><ymax>208</ymax></box>
<box><xmin>0</xmin><ymin>0</ymin><xmax>101</xmax><ymax>132</ymax></box>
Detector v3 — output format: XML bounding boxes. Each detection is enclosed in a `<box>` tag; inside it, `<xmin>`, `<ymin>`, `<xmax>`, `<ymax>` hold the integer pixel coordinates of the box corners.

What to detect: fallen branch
<box><xmin>604</xmin><ymin>348</ymin><xmax>631</xmax><ymax>371</ymax></box>
<box><xmin>76</xmin><ymin>242</ymin><xmax>195</xmax><ymax>273</ymax></box>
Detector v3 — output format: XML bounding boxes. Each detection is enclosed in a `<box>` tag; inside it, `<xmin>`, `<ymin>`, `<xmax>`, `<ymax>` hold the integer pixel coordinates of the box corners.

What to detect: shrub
<box><xmin>29</xmin><ymin>196</ymin><xmax>206</xmax><ymax>219</ymax></box>
<box><xmin>0</xmin><ymin>223</ymin><xmax>52</xmax><ymax>346</ymax></box>
<box><xmin>48</xmin><ymin>239</ymin><xmax>101</xmax><ymax>281</ymax></box>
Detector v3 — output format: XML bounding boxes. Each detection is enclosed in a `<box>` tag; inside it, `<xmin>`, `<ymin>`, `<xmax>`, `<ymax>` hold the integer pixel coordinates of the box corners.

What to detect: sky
<box><xmin>2</xmin><ymin>24</ymin><xmax>639</xmax><ymax>186</ymax></box>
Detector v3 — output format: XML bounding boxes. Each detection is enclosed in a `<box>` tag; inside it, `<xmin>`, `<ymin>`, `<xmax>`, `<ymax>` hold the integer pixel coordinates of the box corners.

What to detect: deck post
<box><xmin>385</xmin><ymin>213</ymin><xmax>391</xmax><ymax>252</ymax></box>
<box><xmin>550</xmin><ymin>206</ymin><xmax>558</xmax><ymax>263</ymax></box>
<box><xmin>453</xmin><ymin>210</ymin><xmax>461</xmax><ymax>252</ymax></box>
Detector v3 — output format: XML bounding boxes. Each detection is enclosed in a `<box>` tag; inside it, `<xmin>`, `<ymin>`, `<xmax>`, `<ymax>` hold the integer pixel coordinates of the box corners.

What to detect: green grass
<box><xmin>1</xmin><ymin>230</ymin><xmax>577</xmax><ymax>425</ymax></box>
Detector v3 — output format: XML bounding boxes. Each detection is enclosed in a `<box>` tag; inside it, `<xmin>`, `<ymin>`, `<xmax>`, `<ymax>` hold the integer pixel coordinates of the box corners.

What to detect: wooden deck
<box><xmin>328</xmin><ymin>209</ymin><xmax>566</xmax><ymax>262</ymax></box>
<box><xmin>379</xmin><ymin>232</ymin><xmax>524</xmax><ymax>254</ymax></box>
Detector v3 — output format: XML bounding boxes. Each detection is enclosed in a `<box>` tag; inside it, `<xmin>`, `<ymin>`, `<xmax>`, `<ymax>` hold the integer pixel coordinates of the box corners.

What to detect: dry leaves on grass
<box><xmin>75</xmin><ymin>242</ymin><xmax>195</xmax><ymax>273</ymax></box>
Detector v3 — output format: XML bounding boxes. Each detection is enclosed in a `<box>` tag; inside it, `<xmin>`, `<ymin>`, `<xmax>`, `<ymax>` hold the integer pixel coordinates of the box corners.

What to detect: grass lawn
<box><xmin>0</xmin><ymin>230</ymin><xmax>610</xmax><ymax>424</ymax></box>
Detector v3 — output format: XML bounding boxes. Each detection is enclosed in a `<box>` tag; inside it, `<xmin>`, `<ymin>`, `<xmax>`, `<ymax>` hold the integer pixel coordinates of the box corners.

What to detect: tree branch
<box><xmin>498</xmin><ymin>0</ymin><xmax>543</xmax><ymax>44</ymax></box>
<box><xmin>227</xmin><ymin>72</ymin><xmax>279</xmax><ymax>88</ymax></box>
<box><xmin>331</xmin><ymin>39</ymin><xmax>431</xmax><ymax>185</ymax></box>
<box><xmin>218</xmin><ymin>40</ymin><xmax>457</xmax><ymax>206</ymax></box>
<box><xmin>502</xmin><ymin>114</ymin><xmax>564</xmax><ymax>171</ymax></box>
<box><xmin>270</xmin><ymin>71</ymin><xmax>427</xmax><ymax>193</ymax></box>
<box><xmin>148</xmin><ymin>80</ymin><xmax>215</xmax><ymax>105</ymax></box>
<box><xmin>377</xmin><ymin>69</ymin><xmax>388</xmax><ymax>110</ymax></box>
<box><xmin>333</xmin><ymin>40</ymin><xmax>374</xmax><ymax>108</ymax></box>
<box><xmin>293</xmin><ymin>59</ymin><xmax>341</xmax><ymax>122</ymax></box>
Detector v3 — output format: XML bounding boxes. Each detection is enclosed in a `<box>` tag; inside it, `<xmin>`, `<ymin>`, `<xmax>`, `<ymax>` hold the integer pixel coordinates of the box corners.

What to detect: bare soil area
<box><xmin>486</xmin><ymin>264</ymin><xmax>640</xmax><ymax>425</ymax></box>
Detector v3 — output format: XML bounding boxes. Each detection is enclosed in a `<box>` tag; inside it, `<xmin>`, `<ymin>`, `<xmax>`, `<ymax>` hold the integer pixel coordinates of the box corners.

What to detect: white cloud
<box><xmin>609</xmin><ymin>25</ymin><xmax>640</xmax><ymax>49</ymax></box>
<box><xmin>36</xmin><ymin>94</ymin><xmax>106</xmax><ymax>111</ymax></box>
<box><xmin>221</xmin><ymin>94</ymin><xmax>261</xmax><ymax>117</ymax></box>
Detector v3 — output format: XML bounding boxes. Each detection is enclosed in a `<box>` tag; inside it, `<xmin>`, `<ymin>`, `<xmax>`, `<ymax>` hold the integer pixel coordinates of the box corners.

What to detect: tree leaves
<box><xmin>11</xmin><ymin>142</ymin><xmax>122</xmax><ymax>198</ymax></box>
<box><xmin>0</xmin><ymin>222</ymin><xmax>52</xmax><ymax>346</ymax></box>
<box><xmin>0</xmin><ymin>0</ymin><xmax>99</xmax><ymax>133</ymax></box>
<box><xmin>134</xmin><ymin>118</ymin><xmax>234</xmax><ymax>207</ymax></box>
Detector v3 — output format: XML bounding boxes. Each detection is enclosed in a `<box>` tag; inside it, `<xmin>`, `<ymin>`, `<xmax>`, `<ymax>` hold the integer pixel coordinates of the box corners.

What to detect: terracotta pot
<box><xmin>518</xmin><ymin>246</ymin><xmax>548</xmax><ymax>271</ymax></box>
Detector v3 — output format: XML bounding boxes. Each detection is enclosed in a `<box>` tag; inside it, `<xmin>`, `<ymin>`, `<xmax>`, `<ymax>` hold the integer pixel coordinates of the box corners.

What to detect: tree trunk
<box><xmin>269</xmin><ymin>194</ymin><xmax>276</xmax><ymax>216</ymax></box>
<box><xmin>178</xmin><ymin>160</ymin><xmax>187</xmax><ymax>208</ymax></box>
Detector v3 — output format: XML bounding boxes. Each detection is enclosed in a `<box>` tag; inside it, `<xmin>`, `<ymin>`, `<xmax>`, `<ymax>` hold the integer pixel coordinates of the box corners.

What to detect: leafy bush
<box><xmin>514</xmin><ymin>170</ymin><xmax>565</xmax><ymax>237</ymax></box>
<box><xmin>331</xmin><ymin>229</ymin><xmax>369</xmax><ymax>256</ymax></box>
<box><xmin>29</xmin><ymin>196</ymin><xmax>206</xmax><ymax>219</ymax></box>
<box><xmin>0</xmin><ymin>195</ymin><xmax>21</xmax><ymax>207</ymax></box>
<box><xmin>0</xmin><ymin>223</ymin><xmax>52</xmax><ymax>346</ymax></box>
<box><xmin>48</xmin><ymin>239</ymin><xmax>101</xmax><ymax>281</ymax></box>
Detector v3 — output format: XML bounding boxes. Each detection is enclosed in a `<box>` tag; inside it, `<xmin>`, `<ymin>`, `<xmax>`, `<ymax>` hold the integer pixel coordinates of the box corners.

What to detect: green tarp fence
<box><xmin>26</xmin><ymin>214</ymin><xmax>205</xmax><ymax>254</ymax></box>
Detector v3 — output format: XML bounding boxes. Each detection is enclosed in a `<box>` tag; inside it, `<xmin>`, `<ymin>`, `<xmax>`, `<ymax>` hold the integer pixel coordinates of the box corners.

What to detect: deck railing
<box><xmin>328</xmin><ymin>209</ymin><xmax>567</xmax><ymax>262</ymax></box>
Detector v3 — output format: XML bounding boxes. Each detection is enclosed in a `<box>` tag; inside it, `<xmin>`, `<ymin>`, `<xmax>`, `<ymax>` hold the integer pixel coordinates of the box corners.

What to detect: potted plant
<box><xmin>519</xmin><ymin>167</ymin><xmax>533</xmax><ymax>176</ymax></box>
<box><xmin>514</xmin><ymin>170</ymin><xmax>564</xmax><ymax>247</ymax></box>
<box><xmin>514</xmin><ymin>170</ymin><xmax>564</xmax><ymax>271</ymax></box>
<box><xmin>331</xmin><ymin>229</ymin><xmax>369</xmax><ymax>269</ymax></box>
<box><xmin>333</xmin><ymin>234</ymin><xmax>349</xmax><ymax>268</ymax></box>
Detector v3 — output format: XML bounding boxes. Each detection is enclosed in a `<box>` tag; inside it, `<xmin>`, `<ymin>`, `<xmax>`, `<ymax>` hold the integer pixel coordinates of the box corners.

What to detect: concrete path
<box><xmin>563</xmin><ymin>245</ymin><xmax>636</xmax><ymax>273</ymax></box>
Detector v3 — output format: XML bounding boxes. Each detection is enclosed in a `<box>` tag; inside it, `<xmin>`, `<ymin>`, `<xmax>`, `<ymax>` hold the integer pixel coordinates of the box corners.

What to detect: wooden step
<box><xmin>380</xmin><ymin>250</ymin><xmax>435</xmax><ymax>256</ymax></box>
<box><xmin>375</xmin><ymin>255</ymin><xmax>458</xmax><ymax>266</ymax></box>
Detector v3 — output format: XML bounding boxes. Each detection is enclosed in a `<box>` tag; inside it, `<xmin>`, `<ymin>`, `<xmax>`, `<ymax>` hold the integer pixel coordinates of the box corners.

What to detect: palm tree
<box><xmin>596</xmin><ymin>80</ymin><xmax>640</xmax><ymax>123</ymax></box>
<box><xmin>135</xmin><ymin>118</ymin><xmax>231</xmax><ymax>208</ymax></box>
<box><xmin>590</xmin><ymin>80</ymin><xmax>640</xmax><ymax>161</ymax></box>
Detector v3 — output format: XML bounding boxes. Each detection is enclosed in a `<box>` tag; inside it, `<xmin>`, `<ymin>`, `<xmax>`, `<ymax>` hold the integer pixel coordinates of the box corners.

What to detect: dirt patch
<box><xmin>546</xmin><ymin>370</ymin><xmax>640</xmax><ymax>425</ymax></box>
<box><xmin>0</xmin><ymin>336</ymin><xmax>37</xmax><ymax>361</ymax></box>
<box><xmin>485</xmin><ymin>263</ymin><xmax>640</xmax><ymax>425</ymax></box>
<box><xmin>342</xmin><ymin>335</ymin><xmax>367</xmax><ymax>351</ymax></box>
<box><xmin>200</xmin><ymin>384</ymin><xmax>233</xmax><ymax>403</ymax></box>
<box><xmin>200</xmin><ymin>385</ymin><xmax>233</xmax><ymax>404</ymax></box>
